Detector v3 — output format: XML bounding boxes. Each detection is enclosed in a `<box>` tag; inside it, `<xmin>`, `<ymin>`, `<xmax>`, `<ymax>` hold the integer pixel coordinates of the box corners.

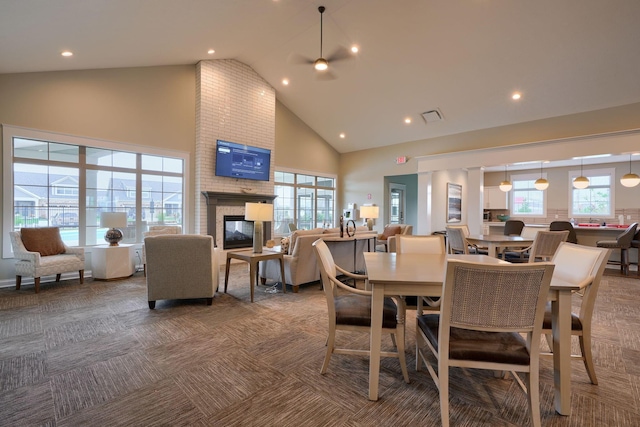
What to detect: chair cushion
<box><xmin>418</xmin><ymin>314</ymin><xmax>531</xmax><ymax>365</ymax></box>
<box><xmin>335</xmin><ymin>294</ymin><xmax>397</xmax><ymax>329</ymax></box>
<box><xmin>542</xmin><ymin>302</ymin><xmax>582</xmax><ymax>331</ymax></box>
<box><xmin>20</xmin><ymin>227</ymin><xmax>65</xmax><ymax>256</ymax></box>
<box><xmin>378</xmin><ymin>225</ymin><xmax>402</xmax><ymax>241</ymax></box>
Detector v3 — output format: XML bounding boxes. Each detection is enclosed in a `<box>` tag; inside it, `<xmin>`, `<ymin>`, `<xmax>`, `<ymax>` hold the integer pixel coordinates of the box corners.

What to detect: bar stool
<box><xmin>596</xmin><ymin>223</ymin><xmax>638</xmax><ymax>275</ymax></box>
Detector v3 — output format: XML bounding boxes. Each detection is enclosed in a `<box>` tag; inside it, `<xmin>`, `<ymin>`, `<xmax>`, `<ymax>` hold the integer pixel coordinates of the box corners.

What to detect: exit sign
<box><xmin>396</xmin><ymin>156</ymin><xmax>407</xmax><ymax>164</ymax></box>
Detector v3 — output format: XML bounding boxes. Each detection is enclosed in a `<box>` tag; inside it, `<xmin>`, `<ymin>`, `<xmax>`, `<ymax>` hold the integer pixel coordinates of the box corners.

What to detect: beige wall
<box><xmin>340</xmin><ymin>102</ymin><xmax>640</xmax><ymax>226</ymax></box>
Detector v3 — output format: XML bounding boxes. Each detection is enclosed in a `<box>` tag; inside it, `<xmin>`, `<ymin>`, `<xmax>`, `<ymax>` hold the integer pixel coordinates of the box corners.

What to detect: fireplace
<box><xmin>223</xmin><ymin>215</ymin><xmax>254</xmax><ymax>250</ymax></box>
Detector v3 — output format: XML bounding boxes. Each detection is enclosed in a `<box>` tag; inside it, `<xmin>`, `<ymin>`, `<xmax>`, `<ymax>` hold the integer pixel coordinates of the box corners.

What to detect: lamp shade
<box><xmin>573</xmin><ymin>176</ymin><xmax>590</xmax><ymax>189</ymax></box>
<box><xmin>100</xmin><ymin>212</ymin><xmax>127</xmax><ymax>228</ymax></box>
<box><xmin>620</xmin><ymin>173</ymin><xmax>640</xmax><ymax>188</ymax></box>
<box><xmin>360</xmin><ymin>205</ymin><xmax>379</xmax><ymax>219</ymax></box>
<box><xmin>499</xmin><ymin>181</ymin><xmax>512</xmax><ymax>192</ymax></box>
<box><xmin>534</xmin><ymin>178</ymin><xmax>549</xmax><ymax>190</ymax></box>
<box><xmin>244</xmin><ymin>202</ymin><xmax>273</xmax><ymax>222</ymax></box>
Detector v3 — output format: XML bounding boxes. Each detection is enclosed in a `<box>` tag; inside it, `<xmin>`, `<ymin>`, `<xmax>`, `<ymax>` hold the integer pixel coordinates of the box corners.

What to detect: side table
<box><xmin>224</xmin><ymin>249</ymin><xmax>286</xmax><ymax>302</ymax></box>
<box><xmin>92</xmin><ymin>244</ymin><xmax>135</xmax><ymax>280</ymax></box>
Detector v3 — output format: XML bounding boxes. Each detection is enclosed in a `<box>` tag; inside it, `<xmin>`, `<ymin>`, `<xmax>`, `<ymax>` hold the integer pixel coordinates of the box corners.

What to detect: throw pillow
<box><xmin>280</xmin><ymin>236</ymin><xmax>290</xmax><ymax>254</ymax></box>
<box><xmin>379</xmin><ymin>225</ymin><xmax>402</xmax><ymax>241</ymax></box>
<box><xmin>20</xmin><ymin>227</ymin><xmax>66</xmax><ymax>256</ymax></box>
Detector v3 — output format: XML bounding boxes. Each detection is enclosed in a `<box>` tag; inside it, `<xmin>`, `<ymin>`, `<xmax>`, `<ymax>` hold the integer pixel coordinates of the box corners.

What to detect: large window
<box><xmin>3</xmin><ymin>126</ymin><xmax>188</xmax><ymax>255</ymax></box>
<box><xmin>510</xmin><ymin>173</ymin><xmax>546</xmax><ymax>217</ymax></box>
<box><xmin>273</xmin><ymin>170</ymin><xmax>336</xmax><ymax>236</ymax></box>
<box><xmin>569</xmin><ymin>168</ymin><xmax>614</xmax><ymax>218</ymax></box>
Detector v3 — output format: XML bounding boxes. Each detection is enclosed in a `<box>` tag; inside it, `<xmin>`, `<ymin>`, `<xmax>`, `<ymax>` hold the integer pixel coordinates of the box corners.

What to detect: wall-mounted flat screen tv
<box><xmin>215</xmin><ymin>140</ymin><xmax>271</xmax><ymax>182</ymax></box>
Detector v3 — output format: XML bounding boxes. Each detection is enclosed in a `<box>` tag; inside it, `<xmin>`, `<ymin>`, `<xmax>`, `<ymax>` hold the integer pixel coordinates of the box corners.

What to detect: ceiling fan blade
<box><xmin>316</xmin><ymin>70</ymin><xmax>337</xmax><ymax>81</ymax></box>
<box><xmin>326</xmin><ymin>46</ymin><xmax>353</xmax><ymax>63</ymax></box>
<box><xmin>288</xmin><ymin>53</ymin><xmax>315</xmax><ymax>65</ymax></box>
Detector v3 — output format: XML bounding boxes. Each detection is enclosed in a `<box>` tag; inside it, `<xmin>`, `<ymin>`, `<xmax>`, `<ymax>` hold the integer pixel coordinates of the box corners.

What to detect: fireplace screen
<box><xmin>223</xmin><ymin>215</ymin><xmax>254</xmax><ymax>249</ymax></box>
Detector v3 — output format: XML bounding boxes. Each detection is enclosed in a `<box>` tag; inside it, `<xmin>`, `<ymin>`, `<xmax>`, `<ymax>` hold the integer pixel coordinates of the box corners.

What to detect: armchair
<box><xmin>142</xmin><ymin>225</ymin><xmax>182</xmax><ymax>276</ymax></box>
<box><xmin>377</xmin><ymin>224</ymin><xmax>413</xmax><ymax>252</ymax></box>
<box><xmin>10</xmin><ymin>227</ymin><xmax>85</xmax><ymax>293</ymax></box>
<box><xmin>145</xmin><ymin>234</ymin><xmax>218</xmax><ymax>309</ymax></box>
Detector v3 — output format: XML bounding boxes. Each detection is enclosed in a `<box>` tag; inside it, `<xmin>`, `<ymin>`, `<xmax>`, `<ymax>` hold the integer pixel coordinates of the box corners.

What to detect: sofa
<box><xmin>376</xmin><ymin>224</ymin><xmax>413</xmax><ymax>252</ymax></box>
<box><xmin>259</xmin><ymin>226</ymin><xmax>376</xmax><ymax>292</ymax></box>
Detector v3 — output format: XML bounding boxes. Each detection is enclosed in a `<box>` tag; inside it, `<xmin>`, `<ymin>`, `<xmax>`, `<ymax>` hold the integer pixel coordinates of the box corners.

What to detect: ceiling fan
<box><xmin>291</xmin><ymin>6</ymin><xmax>353</xmax><ymax>80</ymax></box>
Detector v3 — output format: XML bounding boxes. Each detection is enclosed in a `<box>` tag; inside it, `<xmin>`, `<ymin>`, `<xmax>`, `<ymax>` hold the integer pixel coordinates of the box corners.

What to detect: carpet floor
<box><xmin>0</xmin><ymin>264</ymin><xmax>639</xmax><ymax>426</ymax></box>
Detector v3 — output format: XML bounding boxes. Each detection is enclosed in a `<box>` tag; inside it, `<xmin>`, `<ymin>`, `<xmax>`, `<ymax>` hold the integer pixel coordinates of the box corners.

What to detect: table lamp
<box><xmin>245</xmin><ymin>202</ymin><xmax>273</xmax><ymax>254</ymax></box>
<box><xmin>360</xmin><ymin>205</ymin><xmax>379</xmax><ymax>231</ymax></box>
<box><xmin>100</xmin><ymin>212</ymin><xmax>127</xmax><ymax>246</ymax></box>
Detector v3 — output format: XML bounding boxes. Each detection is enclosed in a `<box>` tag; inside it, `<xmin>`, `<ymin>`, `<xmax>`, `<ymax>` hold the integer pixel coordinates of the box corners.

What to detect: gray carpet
<box><xmin>0</xmin><ymin>264</ymin><xmax>639</xmax><ymax>426</ymax></box>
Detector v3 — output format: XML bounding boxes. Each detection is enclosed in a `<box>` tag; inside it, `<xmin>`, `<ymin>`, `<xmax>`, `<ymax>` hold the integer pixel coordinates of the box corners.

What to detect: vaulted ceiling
<box><xmin>2</xmin><ymin>0</ymin><xmax>640</xmax><ymax>154</ymax></box>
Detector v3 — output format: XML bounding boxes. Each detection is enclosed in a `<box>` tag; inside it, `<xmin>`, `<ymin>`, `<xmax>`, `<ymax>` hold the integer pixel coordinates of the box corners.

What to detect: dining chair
<box><xmin>503</xmin><ymin>219</ymin><xmax>525</xmax><ymax>236</ymax></box>
<box><xmin>312</xmin><ymin>238</ymin><xmax>410</xmax><ymax>384</ymax></box>
<box><xmin>541</xmin><ymin>242</ymin><xmax>610</xmax><ymax>384</ymax></box>
<box><xmin>395</xmin><ymin>235</ymin><xmax>445</xmax><ymax>318</ymax></box>
<box><xmin>445</xmin><ymin>226</ymin><xmax>470</xmax><ymax>254</ymax></box>
<box><xmin>416</xmin><ymin>260</ymin><xmax>554</xmax><ymax>427</ymax></box>
<box><xmin>550</xmin><ymin>220</ymin><xmax>578</xmax><ymax>244</ymax></box>
<box><xmin>504</xmin><ymin>230</ymin><xmax>569</xmax><ymax>263</ymax></box>
<box><xmin>596</xmin><ymin>222</ymin><xmax>638</xmax><ymax>275</ymax></box>
<box><xmin>632</xmin><ymin>229</ymin><xmax>640</xmax><ymax>276</ymax></box>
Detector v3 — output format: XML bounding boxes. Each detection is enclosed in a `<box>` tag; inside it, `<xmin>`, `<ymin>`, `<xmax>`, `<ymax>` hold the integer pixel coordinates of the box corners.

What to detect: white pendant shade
<box><xmin>499</xmin><ymin>181</ymin><xmax>512</xmax><ymax>192</ymax></box>
<box><xmin>573</xmin><ymin>176</ymin><xmax>590</xmax><ymax>189</ymax></box>
<box><xmin>534</xmin><ymin>178</ymin><xmax>549</xmax><ymax>190</ymax></box>
<box><xmin>620</xmin><ymin>173</ymin><xmax>640</xmax><ymax>187</ymax></box>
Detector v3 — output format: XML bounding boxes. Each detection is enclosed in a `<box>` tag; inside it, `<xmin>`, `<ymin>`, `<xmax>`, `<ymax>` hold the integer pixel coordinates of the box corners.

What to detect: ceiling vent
<box><xmin>421</xmin><ymin>108</ymin><xmax>444</xmax><ymax>124</ymax></box>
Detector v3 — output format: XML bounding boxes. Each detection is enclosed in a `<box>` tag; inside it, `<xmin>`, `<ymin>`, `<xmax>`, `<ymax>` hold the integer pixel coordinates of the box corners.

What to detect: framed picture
<box><xmin>447</xmin><ymin>183</ymin><xmax>462</xmax><ymax>223</ymax></box>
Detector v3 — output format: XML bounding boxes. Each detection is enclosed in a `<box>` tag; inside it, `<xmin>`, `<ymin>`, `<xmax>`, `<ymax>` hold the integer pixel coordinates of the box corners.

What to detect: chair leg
<box><xmin>148</xmin><ymin>300</ymin><xmax>156</xmax><ymax>309</ymax></box>
<box><xmin>55</xmin><ymin>274</ymin><xmax>61</xmax><ymax>282</ymax></box>
<box><xmin>439</xmin><ymin>363</ymin><xmax>450</xmax><ymax>427</ymax></box>
<box><xmin>396</xmin><ymin>325</ymin><xmax>410</xmax><ymax>383</ymax></box>
<box><xmin>143</xmin><ymin>264</ymin><xmax>147</xmax><ymax>277</ymax></box>
<box><xmin>34</xmin><ymin>277</ymin><xmax>40</xmax><ymax>294</ymax></box>
<box><xmin>321</xmin><ymin>329</ymin><xmax>335</xmax><ymax>374</ymax></box>
<box><xmin>621</xmin><ymin>248</ymin><xmax>629</xmax><ymax>275</ymax></box>
<box><xmin>526</xmin><ymin>370</ymin><xmax>542</xmax><ymax>427</ymax></box>
<box><xmin>579</xmin><ymin>334</ymin><xmax>598</xmax><ymax>385</ymax></box>
<box><xmin>16</xmin><ymin>275</ymin><xmax>21</xmax><ymax>290</ymax></box>
<box><xmin>79</xmin><ymin>270</ymin><xmax>84</xmax><ymax>284</ymax></box>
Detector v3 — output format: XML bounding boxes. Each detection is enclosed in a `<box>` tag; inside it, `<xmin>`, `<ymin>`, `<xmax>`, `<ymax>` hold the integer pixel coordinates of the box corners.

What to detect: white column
<box><xmin>417</xmin><ymin>171</ymin><xmax>433</xmax><ymax>235</ymax></box>
<box><xmin>466</xmin><ymin>167</ymin><xmax>484</xmax><ymax>235</ymax></box>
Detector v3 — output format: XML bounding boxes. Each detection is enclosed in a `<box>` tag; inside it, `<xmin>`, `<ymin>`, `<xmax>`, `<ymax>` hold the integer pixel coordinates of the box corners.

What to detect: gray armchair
<box><xmin>145</xmin><ymin>234</ymin><xmax>219</xmax><ymax>309</ymax></box>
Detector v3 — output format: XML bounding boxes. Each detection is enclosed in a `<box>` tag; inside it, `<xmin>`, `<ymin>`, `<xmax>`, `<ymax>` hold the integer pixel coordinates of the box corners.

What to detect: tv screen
<box><xmin>215</xmin><ymin>140</ymin><xmax>271</xmax><ymax>182</ymax></box>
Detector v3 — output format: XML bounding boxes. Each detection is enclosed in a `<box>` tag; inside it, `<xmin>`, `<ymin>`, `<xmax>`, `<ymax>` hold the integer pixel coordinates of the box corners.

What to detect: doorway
<box><xmin>389</xmin><ymin>183</ymin><xmax>406</xmax><ymax>225</ymax></box>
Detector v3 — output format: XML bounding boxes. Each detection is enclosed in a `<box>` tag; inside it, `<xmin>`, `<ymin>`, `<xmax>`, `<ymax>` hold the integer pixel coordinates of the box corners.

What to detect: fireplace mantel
<box><xmin>202</xmin><ymin>191</ymin><xmax>277</xmax><ymax>246</ymax></box>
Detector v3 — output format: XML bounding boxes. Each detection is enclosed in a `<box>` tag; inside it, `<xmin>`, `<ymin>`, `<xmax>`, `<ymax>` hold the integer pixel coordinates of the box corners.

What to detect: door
<box><xmin>389</xmin><ymin>183</ymin><xmax>406</xmax><ymax>225</ymax></box>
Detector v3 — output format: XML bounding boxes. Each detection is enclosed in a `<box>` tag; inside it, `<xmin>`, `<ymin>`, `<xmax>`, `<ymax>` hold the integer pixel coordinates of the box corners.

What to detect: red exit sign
<box><xmin>396</xmin><ymin>156</ymin><xmax>407</xmax><ymax>164</ymax></box>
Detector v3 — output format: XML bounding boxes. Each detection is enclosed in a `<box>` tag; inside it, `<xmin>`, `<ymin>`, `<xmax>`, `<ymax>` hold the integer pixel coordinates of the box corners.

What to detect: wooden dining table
<box><xmin>364</xmin><ymin>251</ymin><xmax>577</xmax><ymax>416</ymax></box>
<box><xmin>466</xmin><ymin>234</ymin><xmax>534</xmax><ymax>258</ymax></box>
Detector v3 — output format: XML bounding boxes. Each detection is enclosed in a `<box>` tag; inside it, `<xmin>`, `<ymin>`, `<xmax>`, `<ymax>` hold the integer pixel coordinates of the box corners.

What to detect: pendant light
<box><xmin>499</xmin><ymin>165</ymin><xmax>512</xmax><ymax>192</ymax></box>
<box><xmin>573</xmin><ymin>159</ymin><xmax>590</xmax><ymax>189</ymax></box>
<box><xmin>620</xmin><ymin>154</ymin><xmax>640</xmax><ymax>187</ymax></box>
<box><xmin>534</xmin><ymin>162</ymin><xmax>549</xmax><ymax>190</ymax></box>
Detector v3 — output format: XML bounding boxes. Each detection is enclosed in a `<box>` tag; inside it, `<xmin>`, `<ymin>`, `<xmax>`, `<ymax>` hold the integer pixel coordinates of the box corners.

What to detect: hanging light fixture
<box><xmin>573</xmin><ymin>158</ymin><xmax>590</xmax><ymax>189</ymax></box>
<box><xmin>534</xmin><ymin>162</ymin><xmax>549</xmax><ymax>190</ymax></box>
<box><xmin>620</xmin><ymin>154</ymin><xmax>640</xmax><ymax>188</ymax></box>
<box><xmin>499</xmin><ymin>165</ymin><xmax>512</xmax><ymax>192</ymax></box>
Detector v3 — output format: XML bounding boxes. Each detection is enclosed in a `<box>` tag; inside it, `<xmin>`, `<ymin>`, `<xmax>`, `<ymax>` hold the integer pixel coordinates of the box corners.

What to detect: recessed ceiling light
<box><xmin>404</xmin><ymin>118</ymin><xmax>412</xmax><ymax>124</ymax></box>
<box><xmin>282</xmin><ymin>78</ymin><xmax>289</xmax><ymax>86</ymax></box>
<box><xmin>512</xmin><ymin>92</ymin><xmax>521</xmax><ymax>100</ymax></box>
<box><xmin>61</xmin><ymin>51</ymin><xmax>73</xmax><ymax>57</ymax></box>
<box><xmin>351</xmin><ymin>45</ymin><xmax>359</xmax><ymax>53</ymax></box>
<box><xmin>339</xmin><ymin>133</ymin><xmax>345</xmax><ymax>139</ymax></box>
<box><xmin>207</xmin><ymin>49</ymin><xmax>215</xmax><ymax>55</ymax></box>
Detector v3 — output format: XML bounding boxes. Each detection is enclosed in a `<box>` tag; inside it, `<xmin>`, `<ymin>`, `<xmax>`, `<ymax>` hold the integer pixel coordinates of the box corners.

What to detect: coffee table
<box><xmin>224</xmin><ymin>249</ymin><xmax>286</xmax><ymax>302</ymax></box>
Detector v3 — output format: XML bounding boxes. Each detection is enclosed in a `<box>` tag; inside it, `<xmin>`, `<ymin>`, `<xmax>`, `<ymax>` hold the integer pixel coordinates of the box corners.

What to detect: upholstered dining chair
<box><xmin>395</xmin><ymin>235</ymin><xmax>446</xmax><ymax>318</ymax></box>
<box><xmin>596</xmin><ymin>222</ymin><xmax>637</xmax><ymax>275</ymax></box>
<box><xmin>541</xmin><ymin>242</ymin><xmax>610</xmax><ymax>385</ymax></box>
<box><xmin>312</xmin><ymin>238</ymin><xmax>410</xmax><ymax>384</ymax></box>
<box><xmin>504</xmin><ymin>230</ymin><xmax>569</xmax><ymax>263</ymax></box>
<box><xmin>416</xmin><ymin>260</ymin><xmax>554</xmax><ymax>427</ymax></box>
<box><xmin>550</xmin><ymin>220</ymin><xmax>578</xmax><ymax>244</ymax></box>
<box><xmin>10</xmin><ymin>227</ymin><xmax>85</xmax><ymax>293</ymax></box>
<box><xmin>503</xmin><ymin>219</ymin><xmax>525</xmax><ymax>236</ymax></box>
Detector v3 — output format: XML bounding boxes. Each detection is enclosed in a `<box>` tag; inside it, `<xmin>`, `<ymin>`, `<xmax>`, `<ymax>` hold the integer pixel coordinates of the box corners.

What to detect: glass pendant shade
<box><xmin>620</xmin><ymin>154</ymin><xmax>640</xmax><ymax>187</ymax></box>
<box><xmin>534</xmin><ymin>178</ymin><xmax>549</xmax><ymax>190</ymax></box>
<box><xmin>573</xmin><ymin>176</ymin><xmax>590</xmax><ymax>189</ymax></box>
<box><xmin>499</xmin><ymin>166</ymin><xmax>512</xmax><ymax>192</ymax></box>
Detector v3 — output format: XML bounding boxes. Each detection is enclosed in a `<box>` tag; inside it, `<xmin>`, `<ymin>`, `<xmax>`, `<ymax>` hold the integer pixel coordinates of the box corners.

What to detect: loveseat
<box><xmin>259</xmin><ymin>226</ymin><xmax>375</xmax><ymax>292</ymax></box>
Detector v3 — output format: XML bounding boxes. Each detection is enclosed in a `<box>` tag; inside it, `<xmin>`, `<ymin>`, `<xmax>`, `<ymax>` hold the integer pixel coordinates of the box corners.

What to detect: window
<box><xmin>569</xmin><ymin>168</ymin><xmax>614</xmax><ymax>218</ymax></box>
<box><xmin>273</xmin><ymin>170</ymin><xmax>336</xmax><ymax>236</ymax></box>
<box><xmin>510</xmin><ymin>173</ymin><xmax>546</xmax><ymax>217</ymax></box>
<box><xmin>3</xmin><ymin>126</ymin><xmax>188</xmax><ymax>256</ymax></box>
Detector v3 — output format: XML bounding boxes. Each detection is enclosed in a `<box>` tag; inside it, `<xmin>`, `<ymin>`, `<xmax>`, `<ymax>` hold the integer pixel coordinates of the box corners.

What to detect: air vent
<box><xmin>421</xmin><ymin>108</ymin><xmax>444</xmax><ymax>124</ymax></box>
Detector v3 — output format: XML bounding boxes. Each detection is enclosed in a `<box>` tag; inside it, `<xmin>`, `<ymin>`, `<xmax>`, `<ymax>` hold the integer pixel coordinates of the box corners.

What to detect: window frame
<box><xmin>568</xmin><ymin>167</ymin><xmax>615</xmax><ymax>219</ymax></box>
<box><xmin>3</xmin><ymin>125</ymin><xmax>190</xmax><ymax>258</ymax></box>
<box><xmin>509</xmin><ymin>172</ymin><xmax>547</xmax><ymax>218</ymax></box>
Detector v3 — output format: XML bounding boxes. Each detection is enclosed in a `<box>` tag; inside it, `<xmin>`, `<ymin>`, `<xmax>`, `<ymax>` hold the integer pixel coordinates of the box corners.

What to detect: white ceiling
<box><xmin>2</xmin><ymin>0</ymin><xmax>640</xmax><ymax>156</ymax></box>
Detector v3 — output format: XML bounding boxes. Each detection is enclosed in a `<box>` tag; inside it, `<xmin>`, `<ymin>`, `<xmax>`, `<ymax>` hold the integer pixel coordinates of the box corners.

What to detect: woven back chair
<box><xmin>445</xmin><ymin>226</ymin><xmax>469</xmax><ymax>254</ymax></box>
<box><xmin>416</xmin><ymin>260</ymin><xmax>554</xmax><ymax>427</ymax></box>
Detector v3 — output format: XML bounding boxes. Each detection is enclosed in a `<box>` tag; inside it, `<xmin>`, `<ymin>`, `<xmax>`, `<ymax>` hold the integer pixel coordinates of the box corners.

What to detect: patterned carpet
<box><xmin>1</xmin><ymin>264</ymin><xmax>639</xmax><ymax>426</ymax></box>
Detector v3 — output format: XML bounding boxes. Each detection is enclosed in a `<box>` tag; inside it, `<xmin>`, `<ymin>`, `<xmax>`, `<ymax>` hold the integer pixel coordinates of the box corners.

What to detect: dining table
<box><xmin>364</xmin><ymin>251</ymin><xmax>577</xmax><ymax>416</ymax></box>
<box><xmin>466</xmin><ymin>233</ymin><xmax>534</xmax><ymax>258</ymax></box>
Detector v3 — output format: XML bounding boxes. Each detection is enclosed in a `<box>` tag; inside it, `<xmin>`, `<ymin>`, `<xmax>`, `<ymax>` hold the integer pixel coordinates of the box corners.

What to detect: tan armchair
<box><xmin>144</xmin><ymin>234</ymin><xmax>218</xmax><ymax>309</ymax></box>
<box><xmin>377</xmin><ymin>224</ymin><xmax>413</xmax><ymax>252</ymax></box>
<box><xmin>10</xmin><ymin>227</ymin><xmax>85</xmax><ymax>293</ymax></box>
<box><xmin>142</xmin><ymin>225</ymin><xmax>182</xmax><ymax>276</ymax></box>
